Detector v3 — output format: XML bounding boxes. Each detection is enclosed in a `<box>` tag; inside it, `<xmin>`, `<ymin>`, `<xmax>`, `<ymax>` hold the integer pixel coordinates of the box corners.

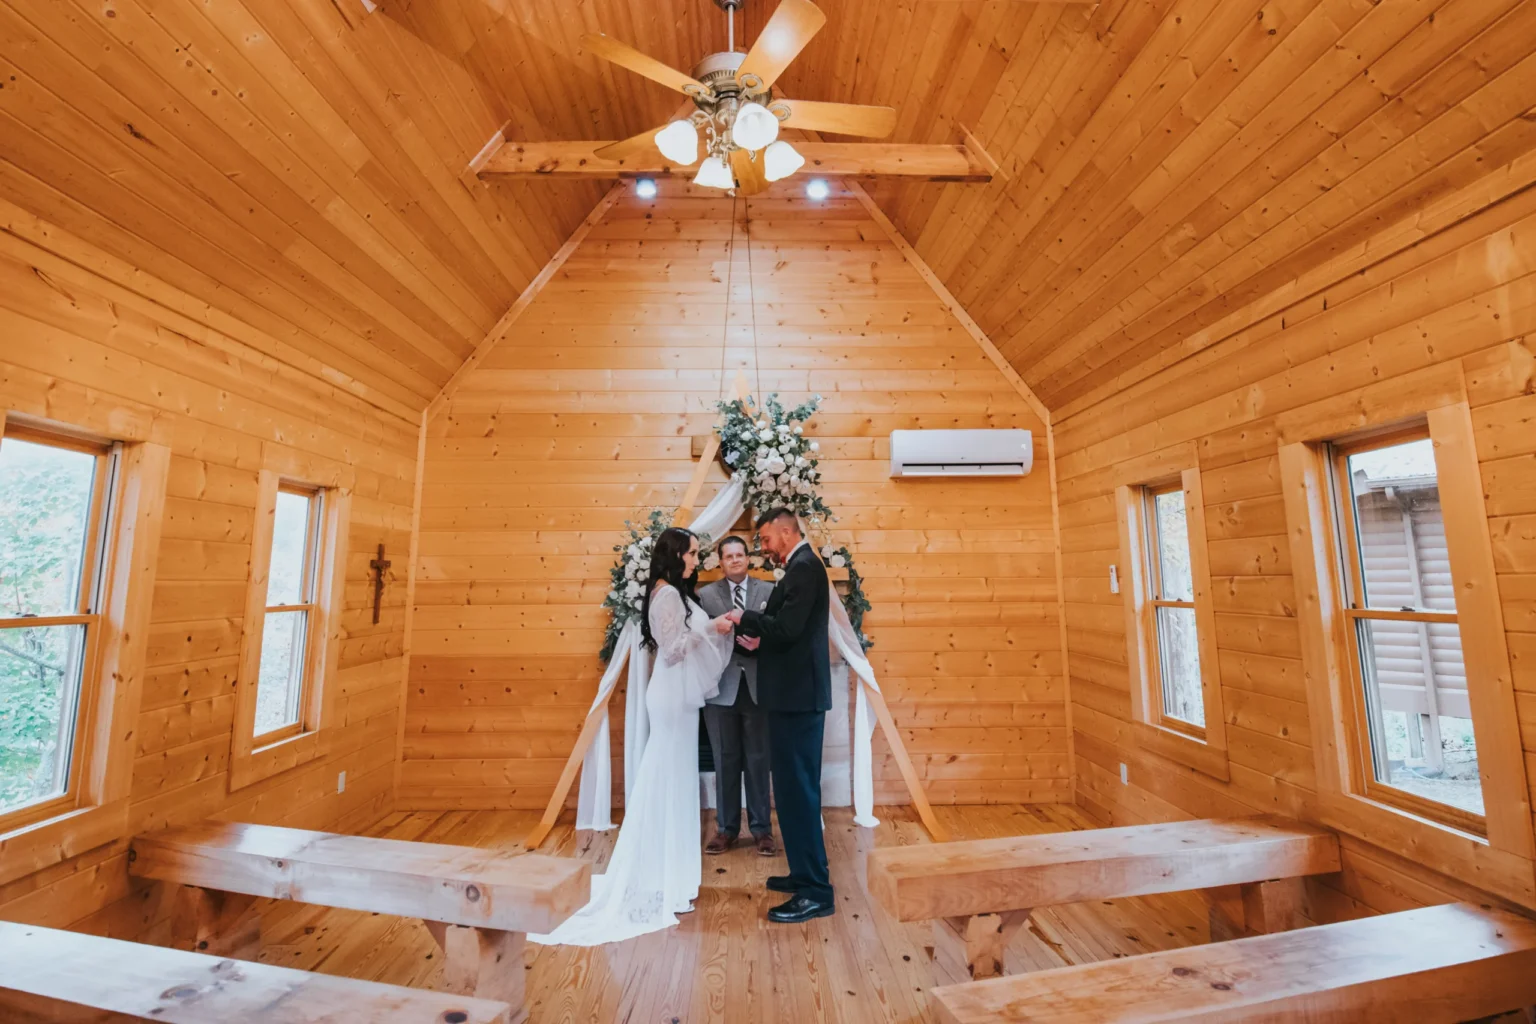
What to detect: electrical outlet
<box><xmin>337</xmin><ymin>770</ymin><xmax>346</xmax><ymax>794</ymax></box>
<box><xmin>1119</xmin><ymin>763</ymin><xmax>1129</xmax><ymax>785</ymax></box>
<box><xmin>1109</xmin><ymin>564</ymin><xmax>1120</xmax><ymax>594</ymax></box>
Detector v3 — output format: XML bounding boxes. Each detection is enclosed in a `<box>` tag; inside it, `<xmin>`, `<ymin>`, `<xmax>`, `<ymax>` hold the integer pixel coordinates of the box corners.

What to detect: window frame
<box><xmin>1277</xmin><ymin>381</ymin><xmax>1534</xmax><ymax>910</ymax></box>
<box><xmin>229</xmin><ymin>463</ymin><xmax>350</xmax><ymax>792</ymax></box>
<box><xmin>0</xmin><ymin>425</ymin><xmax>116</xmax><ymax>832</ymax></box>
<box><xmin>253</xmin><ymin>482</ymin><xmax>325</xmax><ymax>746</ymax></box>
<box><xmin>0</xmin><ymin>412</ymin><xmax>171</xmax><ymax>887</ymax></box>
<box><xmin>1326</xmin><ymin>424</ymin><xmax>1485</xmax><ymax>837</ymax></box>
<box><xmin>1141</xmin><ymin>481</ymin><xmax>1208</xmax><ymax>740</ymax></box>
<box><xmin>1114</xmin><ymin>445</ymin><xmax>1229</xmax><ymax>782</ymax></box>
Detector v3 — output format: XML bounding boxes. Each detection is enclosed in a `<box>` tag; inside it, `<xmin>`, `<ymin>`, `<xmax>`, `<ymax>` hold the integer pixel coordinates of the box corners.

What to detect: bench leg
<box><xmin>426</xmin><ymin>922</ymin><xmax>527</xmax><ymax>1024</ymax></box>
<box><xmin>935</xmin><ymin>911</ymin><xmax>1031</xmax><ymax>980</ymax></box>
<box><xmin>1239</xmin><ymin>878</ymin><xmax>1307</xmax><ymax>935</ymax></box>
<box><xmin>171</xmin><ymin>885</ymin><xmax>261</xmax><ymax>958</ymax></box>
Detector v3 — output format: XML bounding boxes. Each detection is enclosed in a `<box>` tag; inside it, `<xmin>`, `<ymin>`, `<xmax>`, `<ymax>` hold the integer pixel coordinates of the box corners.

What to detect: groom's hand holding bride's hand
<box><xmin>724</xmin><ymin>609</ymin><xmax>744</xmax><ymax>624</ymax></box>
<box><xmin>712</xmin><ymin>614</ymin><xmax>735</xmax><ymax>635</ymax></box>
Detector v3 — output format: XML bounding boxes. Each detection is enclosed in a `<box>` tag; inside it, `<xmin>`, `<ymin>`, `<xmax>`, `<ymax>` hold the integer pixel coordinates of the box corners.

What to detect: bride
<box><xmin>529</xmin><ymin>526</ymin><xmax>735</xmax><ymax>947</ymax></box>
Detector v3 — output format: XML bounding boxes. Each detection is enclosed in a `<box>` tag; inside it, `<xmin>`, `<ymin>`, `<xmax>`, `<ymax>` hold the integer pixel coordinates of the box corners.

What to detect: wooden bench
<box><xmin>931</xmin><ymin>902</ymin><xmax>1536</xmax><ymax>1023</ymax></box>
<box><xmin>0</xmin><ymin>920</ymin><xmax>512</xmax><ymax>1023</ymax></box>
<box><xmin>867</xmin><ymin>816</ymin><xmax>1340</xmax><ymax>980</ymax></box>
<box><xmin>129</xmin><ymin>821</ymin><xmax>590</xmax><ymax>1023</ymax></box>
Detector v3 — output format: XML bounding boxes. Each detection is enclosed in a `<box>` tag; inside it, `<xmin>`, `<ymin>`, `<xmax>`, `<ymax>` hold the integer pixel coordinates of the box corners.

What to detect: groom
<box><xmin>728</xmin><ymin>507</ymin><xmax>835</xmax><ymax>924</ymax></box>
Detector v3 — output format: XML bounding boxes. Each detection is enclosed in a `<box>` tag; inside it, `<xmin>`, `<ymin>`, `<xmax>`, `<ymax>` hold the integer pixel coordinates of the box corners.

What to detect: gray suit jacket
<box><xmin>697</xmin><ymin>575</ymin><xmax>774</xmax><ymax>706</ymax></box>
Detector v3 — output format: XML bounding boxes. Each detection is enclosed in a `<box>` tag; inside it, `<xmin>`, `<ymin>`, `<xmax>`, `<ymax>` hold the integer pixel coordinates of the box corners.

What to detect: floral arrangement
<box><xmin>716</xmin><ymin>393</ymin><xmax>832</xmax><ymax>521</ymax></box>
<box><xmin>598</xmin><ymin>394</ymin><xmax>874</xmax><ymax>661</ymax></box>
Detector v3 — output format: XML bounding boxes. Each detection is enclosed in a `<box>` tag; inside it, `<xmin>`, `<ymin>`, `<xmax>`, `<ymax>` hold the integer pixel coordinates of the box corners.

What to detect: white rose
<box><xmin>631</xmin><ymin>597</ymin><xmax>643</xmax><ymax>610</ymax></box>
<box><xmin>821</xmin><ymin>545</ymin><xmax>834</xmax><ymax>558</ymax></box>
<box><xmin>793</xmin><ymin>425</ymin><xmax>803</xmax><ymax>435</ymax></box>
<box><xmin>809</xmin><ymin>441</ymin><xmax>820</xmax><ymax>451</ymax></box>
<box><xmin>756</xmin><ymin>420</ymin><xmax>767</xmax><ymax>428</ymax></box>
<box><xmin>759</xmin><ymin>429</ymin><xmax>773</xmax><ymax>441</ymax></box>
<box><xmin>626</xmin><ymin>543</ymin><xmax>641</xmax><ymax>558</ymax></box>
<box><xmin>766</xmin><ymin>455</ymin><xmax>786</xmax><ymax>475</ymax></box>
<box><xmin>625</xmin><ymin>580</ymin><xmax>642</xmax><ymax>598</ymax></box>
<box><xmin>830</xmin><ymin>554</ymin><xmax>846</xmax><ymax>568</ymax></box>
<box><xmin>795</xmin><ymin>456</ymin><xmax>807</xmax><ymax>467</ymax></box>
<box><xmin>777</xmin><ymin>424</ymin><xmax>789</xmax><ymax>434</ymax></box>
<box><xmin>703</xmin><ymin>553</ymin><xmax>720</xmax><ymax>570</ymax></box>
<box><xmin>639</xmin><ymin>536</ymin><xmax>653</xmax><ymax>548</ymax></box>
<box><xmin>725</xmin><ymin>451</ymin><xmax>738</xmax><ymax>465</ymax></box>
<box><xmin>750</xmin><ymin>556</ymin><xmax>764</xmax><ymax>569</ymax></box>
<box><xmin>741</xmin><ymin>430</ymin><xmax>754</xmax><ymax>441</ymax></box>
<box><xmin>772</xmin><ymin>568</ymin><xmax>786</xmax><ymax>581</ymax></box>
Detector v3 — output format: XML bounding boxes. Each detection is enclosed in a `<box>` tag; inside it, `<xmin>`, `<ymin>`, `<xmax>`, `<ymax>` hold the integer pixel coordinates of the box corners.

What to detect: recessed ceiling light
<box><xmin>805</xmin><ymin>179</ymin><xmax>830</xmax><ymax>201</ymax></box>
<box><xmin>635</xmin><ymin>178</ymin><xmax>658</xmax><ymax>199</ymax></box>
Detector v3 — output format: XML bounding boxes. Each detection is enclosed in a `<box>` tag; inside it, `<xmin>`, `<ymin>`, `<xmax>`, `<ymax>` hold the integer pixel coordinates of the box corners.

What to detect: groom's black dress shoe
<box><xmin>766</xmin><ymin>875</ymin><xmax>800</xmax><ymax>894</ymax></box>
<box><xmin>768</xmin><ymin>894</ymin><xmax>836</xmax><ymax>924</ymax></box>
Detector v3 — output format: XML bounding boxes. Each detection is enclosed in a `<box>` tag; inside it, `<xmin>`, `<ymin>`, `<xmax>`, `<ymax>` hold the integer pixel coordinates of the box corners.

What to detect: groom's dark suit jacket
<box><xmin>737</xmin><ymin>542</ymin><xmax>831</xmax><ymax>713</ymax></box>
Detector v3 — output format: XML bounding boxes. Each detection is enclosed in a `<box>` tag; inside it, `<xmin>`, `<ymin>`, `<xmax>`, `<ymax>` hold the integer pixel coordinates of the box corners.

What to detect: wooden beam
<box><xmin>427</xmin><ymin>184</ymin><xmax>623</xmax><ymax>420</ymax></box>
<box><xmin>478</xmin><ymin>142</ymin><xmax>992</xmax><ymax>182</ymax></box>
<box><xmin>462</xmin><ymin>121</ymin><xmax>511</xmax><ymax>189</ymax></box>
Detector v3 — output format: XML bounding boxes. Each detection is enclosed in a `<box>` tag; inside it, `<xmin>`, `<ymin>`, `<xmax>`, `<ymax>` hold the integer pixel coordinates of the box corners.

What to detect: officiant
<box><xmin>697</xmin><ymin>535</ymin><xmax>776</xmax><ymax>856</ymax></box>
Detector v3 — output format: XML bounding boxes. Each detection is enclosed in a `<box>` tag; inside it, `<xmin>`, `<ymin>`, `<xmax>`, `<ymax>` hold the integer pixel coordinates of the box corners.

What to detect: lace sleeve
<box><xmin>649</xmin><ymin>586</ymin><xmax>702</xmax><ymax>667</ymax></box>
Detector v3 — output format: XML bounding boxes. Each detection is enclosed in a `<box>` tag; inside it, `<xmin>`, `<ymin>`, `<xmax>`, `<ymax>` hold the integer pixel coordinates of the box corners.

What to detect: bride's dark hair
<box><xmin>640</xmin><ymin>526</ymin><xmax>699</xmax><ymax>652</ymax></box>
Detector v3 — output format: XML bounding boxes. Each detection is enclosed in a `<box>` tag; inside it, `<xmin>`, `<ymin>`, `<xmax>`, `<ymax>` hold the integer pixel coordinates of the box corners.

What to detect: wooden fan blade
<box><xmin>594</xmin><ymin>129</ymin><xmax>666</xmax><ymax>162</ymax></box>
<box><xmin>582</xmin><ymin>33</ymin><xmax>708</xmax><ymax>95</ymax></box>
<box><xmin>730</xmin><ymin>149</ymin><xmax>770</xmax><ymax>196</ymax></box>
<box><xmin>775</xmin><ymin>99</ymin><xmax>897</xmax><ymax>139</ymax></box>
<box><xmin>736</xmin><ymin>0</ymin><xmax>826</xmax><ymax>91</ymax></box>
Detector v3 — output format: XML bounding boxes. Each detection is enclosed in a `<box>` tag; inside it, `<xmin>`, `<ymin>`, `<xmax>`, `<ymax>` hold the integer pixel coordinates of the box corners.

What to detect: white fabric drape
<box><xmin>575</xmin><ymin>474</ymin><xmax>880</xmax><ymax>831</ymax></box>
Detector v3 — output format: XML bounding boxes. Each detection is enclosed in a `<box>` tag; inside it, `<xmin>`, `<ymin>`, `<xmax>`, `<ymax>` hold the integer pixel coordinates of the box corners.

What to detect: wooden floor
<box><xmin>244</xmin><ymin>804</ymin><xmax>1210</xmax><ymax>1023</ymax></box>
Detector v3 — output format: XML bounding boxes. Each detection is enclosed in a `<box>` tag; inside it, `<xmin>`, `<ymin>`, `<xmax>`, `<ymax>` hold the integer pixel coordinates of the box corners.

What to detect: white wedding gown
<box><xmin>529</xmin><ymin>583</ymin><xmax>732</xmax><ymax>947</ymax></box>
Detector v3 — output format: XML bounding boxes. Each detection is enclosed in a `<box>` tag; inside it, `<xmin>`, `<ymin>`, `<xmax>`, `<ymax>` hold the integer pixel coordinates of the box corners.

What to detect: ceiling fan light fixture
<box><xmin>805</xmin><ymin>178</ymin><xmax>831</xmax><ymax>201</ymax></box>
<box><xmin>694</xmin><ymin>155</ymin><xmax>736</xmax><ymax>190</ymax></box>
<box><xmin>654</xmin><ymin>119</ymin><xmax>700</xmax><ymax>165</ymax></box>
<box><xmin>763</xmin><ymin>140</ymin><xmax>805</xmax><ymax>182</ymax></box>
<box><xmin>731</xmin><ymin>101</ymin><xmax>780</xmax><ymax>151</ymax></box>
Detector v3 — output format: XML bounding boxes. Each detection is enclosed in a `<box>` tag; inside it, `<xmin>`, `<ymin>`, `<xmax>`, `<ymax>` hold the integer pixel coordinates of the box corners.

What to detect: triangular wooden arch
<box><xmin>524</xmin><ymin>372</ymin><xmax>946</xmax><ymax>848</ymax></box>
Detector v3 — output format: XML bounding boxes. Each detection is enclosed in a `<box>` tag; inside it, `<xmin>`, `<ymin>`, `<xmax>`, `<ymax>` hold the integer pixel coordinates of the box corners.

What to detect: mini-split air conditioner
<box><xmin>888</xmin><ymin>429</ymin><xmax>1034</xmax><ymax>478</ymax></box>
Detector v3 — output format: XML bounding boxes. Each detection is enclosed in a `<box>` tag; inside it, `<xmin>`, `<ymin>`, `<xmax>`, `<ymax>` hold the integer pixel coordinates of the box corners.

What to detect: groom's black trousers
<box><xmin>767</xmin><ymin>709</ymin><xmax>833</xmax><ymax>904</ymax></box>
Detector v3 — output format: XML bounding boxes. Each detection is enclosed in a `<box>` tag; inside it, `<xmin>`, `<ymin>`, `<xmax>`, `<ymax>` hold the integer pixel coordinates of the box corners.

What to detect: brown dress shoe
<box><xmin>754</xmin><ymin>833</ymin><xmax>776</xmax><ymax>857</ymax></box>
<box><xmin>705</xmin><ymin>832</ymin><xmax>735</xmax><ymax>855</ymax></box>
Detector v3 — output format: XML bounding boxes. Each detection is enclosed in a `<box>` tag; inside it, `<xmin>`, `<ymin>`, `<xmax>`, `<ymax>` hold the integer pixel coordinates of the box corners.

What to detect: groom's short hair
<box><xmin>718</xmin><ymin>535</ymin><xmax>749</xmax><ymax>554</ymax></box>
<box><xmin>756</xmin><ymin>507</ymin><xmax>802</xmax><ymax>533</ymax></box>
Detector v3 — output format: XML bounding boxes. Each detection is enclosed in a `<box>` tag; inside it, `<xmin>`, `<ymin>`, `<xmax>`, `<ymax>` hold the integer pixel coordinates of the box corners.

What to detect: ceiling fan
<box><xmin>581</xmin><ymin>0</ymin><xmax>897</xmax><ymax>195</ymax></box>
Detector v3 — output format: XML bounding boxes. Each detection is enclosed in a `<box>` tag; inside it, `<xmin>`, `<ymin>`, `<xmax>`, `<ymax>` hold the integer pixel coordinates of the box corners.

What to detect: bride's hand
<box><xmin>712</xmin><ymin>615</ymin><xmax>734</xmax><ymax>635</ymax></box>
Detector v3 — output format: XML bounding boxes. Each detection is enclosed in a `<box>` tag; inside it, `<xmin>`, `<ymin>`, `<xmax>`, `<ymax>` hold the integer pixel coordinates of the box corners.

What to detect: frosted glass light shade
<box><xmin>654</xmin><ymin>120</ymin><xmax>699</xmax><ymax>165</ymax></box>
<box><xmin>731</xmin><ymin>102</ymin><xmax>780</xmax><ymax>152</ymax></box>
<box><xmin>763</xmin><ymin>140</ymin><xmax>805</xmax><ymax>182</ymax></box>
<box><xmin>693</xmin><ymin>155</ymin><xmax>736</xmax><ymax>190</ymax></box>
<box><xmin>805</xmin><ymin>178</ymin><xmax>831</xmax><ymax>200</ymax></box>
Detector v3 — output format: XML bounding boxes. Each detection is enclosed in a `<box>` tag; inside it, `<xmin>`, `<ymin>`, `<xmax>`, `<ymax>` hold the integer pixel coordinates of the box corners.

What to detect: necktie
<box><xmin>733</xmin><ymin>583</ymin><xmax>746</xmax><ymax>610</ymax></box>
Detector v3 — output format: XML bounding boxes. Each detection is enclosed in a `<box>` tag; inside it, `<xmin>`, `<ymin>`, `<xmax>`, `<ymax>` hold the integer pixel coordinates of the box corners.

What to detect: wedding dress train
<box><xmin>528</xmin><ymin>583</ymin><xmax>731</xmax><ymax>947</ymax></box>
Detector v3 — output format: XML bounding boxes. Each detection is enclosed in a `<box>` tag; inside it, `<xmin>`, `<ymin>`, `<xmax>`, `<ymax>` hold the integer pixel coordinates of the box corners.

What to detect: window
<box><xmin>230</xmin><ymin>465</ymin><xmax>348</xmax><ymax>791</ymax></box>
<box><xmin>1113</xmin><ymin>453</ymin><xmax>1228</xmax><ymax>781</ymax></box>
<box><xmin>255</xmin><ymin>486</ymin><xmax>323</xmax><ymax>740</ymax></box>
<box><xmin>1330</xmin><ymin>428</ymin><xmax>1481</xmax><ymax>832</ymax></box>
<box><xmin>0</xmin><ymin>426</ymin><xmax>114</xmax><ymax>828</ymax></box>
<box><xmin>1143</xmin><ymin>484</ymin><xmax>1205</xmax><ymax>732</ymax></box>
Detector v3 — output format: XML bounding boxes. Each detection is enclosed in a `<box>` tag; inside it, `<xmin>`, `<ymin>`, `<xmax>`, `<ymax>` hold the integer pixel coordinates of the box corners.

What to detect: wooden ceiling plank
<box><xmin>0</xmin><ymin>3</ymin><xmax>474</xmax><ymax>383</ymax></box>
<box><xmin>990</xmin><ymin>0</ymin><xmax>1432</xmax><ymax>368</ymax></box>
<box><xmin>1001</xmin><ymin>0</ymin><xmax>1513</xmax><ymax>380</ymax></box>
<box><xmin>0</xmin><ymin>97</ymin><xmax>448</xmax><ymax>405</ymax></box>
<box><xmin>68</xmin><ymin>0</ymin><xmax>499</xmax><ymax>343</ymax></box>
<box><xmin>117</xmin><ymin>0</ymin><xmax>508</xmax><ymax>336</ymax></box>
<box><xmin>1054</xmin><ymin>143</ymin><xmax>1536</xmax><ymax>422</ymax></box>
<box><xmin>1017</xmin><ymin>0</ymin><xmax>1536</xmax><ymax>397</ymax></box>
<box><xmin>270</xmin><ymin>0</ymin><xmax>542</xmax><ymax>293</ymax></box>
<box><xmin>1044</xmin><ymin>96</ymin><xmax>1536</xmax><ymax>408</ymax></box>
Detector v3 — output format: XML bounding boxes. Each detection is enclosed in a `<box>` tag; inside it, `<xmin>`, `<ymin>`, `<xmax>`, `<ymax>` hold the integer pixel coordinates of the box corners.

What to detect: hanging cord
<box><xmin>743</xmin><ymin>197</ymin><xmax>764</xmax><ymax>401</ymax></box>
<box><xmin>718</xmin><ymin>194</ymin><xmax>738</xmax><ymax>404</ymax></box>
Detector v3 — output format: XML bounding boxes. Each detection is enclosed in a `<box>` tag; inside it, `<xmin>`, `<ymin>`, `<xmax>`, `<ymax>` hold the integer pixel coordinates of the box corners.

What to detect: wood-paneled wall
<box><xmin>404</xmin><ymin>181</ymin><xmax>1066</xmax><ymax>810</ymax></box>
<box><xmin>1055</xmin><ymin>148</ymin><xmax>1536</xmax><ymax>919</ymax></box>
<box><xmin>0</xmin><ymin>202</ymin><xmax>417</xmax><ymax>939</ymax></box>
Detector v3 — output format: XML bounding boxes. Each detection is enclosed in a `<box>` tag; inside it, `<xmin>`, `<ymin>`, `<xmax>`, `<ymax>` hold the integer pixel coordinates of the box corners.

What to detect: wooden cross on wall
<box><xmin>369</xmin><ymin>544</ymin><xmax>391</xmax><ymax>625</ymax></box>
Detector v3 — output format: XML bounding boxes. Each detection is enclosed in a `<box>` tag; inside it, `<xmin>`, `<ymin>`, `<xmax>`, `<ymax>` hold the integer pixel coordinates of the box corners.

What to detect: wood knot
<box><xmin>465</xmin><ymin>884</ymin><xmax>481</xmax><ymax>902</ymax></box>
<box><xmin>1171</xmin><ymin>967</ymin><xmax>1195</xmax><ymax>977</ymax></box>
<box><xmin>440</xmin><ymin>1013</ymin><xmax>470</xmax><ymax>1024</ymax></box>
